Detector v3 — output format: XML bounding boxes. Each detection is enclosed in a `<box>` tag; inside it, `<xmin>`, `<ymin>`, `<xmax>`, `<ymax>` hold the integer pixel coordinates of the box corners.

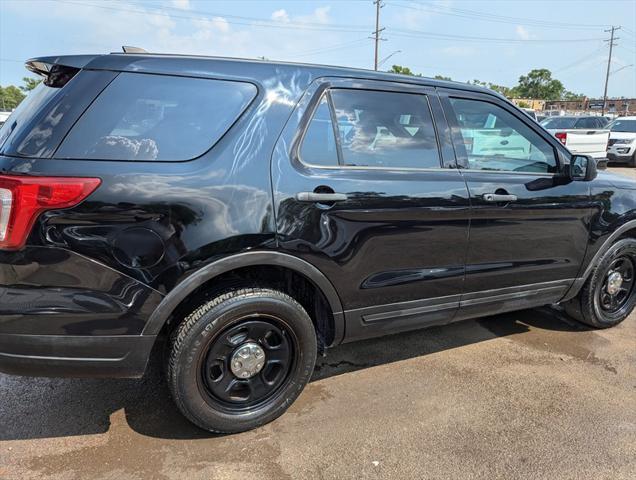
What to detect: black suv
<box><xmin>1</xmin><ymin>52</ymin><xmax>635</xmax><ymax>433</ymax></box>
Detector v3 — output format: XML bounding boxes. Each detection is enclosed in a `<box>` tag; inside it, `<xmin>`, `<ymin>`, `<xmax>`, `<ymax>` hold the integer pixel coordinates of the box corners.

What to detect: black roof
<box><xmin>25</xmin><ymin>52</ymin><xmax>499</xmax><ymax>98</ymax></box>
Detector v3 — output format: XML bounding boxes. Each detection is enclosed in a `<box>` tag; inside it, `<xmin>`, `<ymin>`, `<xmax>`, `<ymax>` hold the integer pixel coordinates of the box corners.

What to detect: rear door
<box><xmin>272</xmin><ymin>78</ymin><xmax>470</xmax><ymax>342</ymax></box>
<box><xmin>439</xmin><ymin>89</ymin><xmax>594</xmax><ymax>319</ymax></box>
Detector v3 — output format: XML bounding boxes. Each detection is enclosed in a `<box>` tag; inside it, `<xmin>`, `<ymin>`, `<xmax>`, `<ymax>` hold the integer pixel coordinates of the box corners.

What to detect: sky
<box><xmin>1</xmin><ymin>0</ymin><xmax>635</xmax><ymax>98</ymax></box>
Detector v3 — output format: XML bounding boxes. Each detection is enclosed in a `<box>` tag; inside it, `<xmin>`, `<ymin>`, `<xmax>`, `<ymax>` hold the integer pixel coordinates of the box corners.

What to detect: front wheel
<box><xmin>167</xmin><ymin>288</ymin><xmax>317</xmax><ymax>433</ymax></box>
<box><xmin>565</xmin><ymin>238</ymin><xmax>636</xmax><ymax>328</ymax></box>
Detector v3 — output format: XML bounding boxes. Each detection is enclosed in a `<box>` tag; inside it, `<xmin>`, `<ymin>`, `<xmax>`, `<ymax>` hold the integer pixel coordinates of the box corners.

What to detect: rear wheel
<box><xmin>167</xmin><ymin>288</ymin><xmax>317</xmax><ymax>433</ymax></box>
<box><xmin>565</xmin><ymin>238</ymin><xmax>636</xmax><ymax>328</ymax></box>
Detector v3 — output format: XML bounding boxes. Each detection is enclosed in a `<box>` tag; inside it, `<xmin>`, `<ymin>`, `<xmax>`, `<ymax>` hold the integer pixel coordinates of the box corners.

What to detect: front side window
<box><xmin>609</xmin><ymin>119</ymin><xmax>636</xmax><ymax>133</ymax></box>
<box><xmin>449</xmin><ymin>97</ymin><xmax>558</xmax><ymax>173</ymax></box>
<box><xmin>299</xmin><ymin>88</ymin><xmax>442</xmax><ymax>169</ymax></box>
<box><xmin>56</xmin><ymin>73</ymin><xmax>256</xmax><ymax>161</ymax></box>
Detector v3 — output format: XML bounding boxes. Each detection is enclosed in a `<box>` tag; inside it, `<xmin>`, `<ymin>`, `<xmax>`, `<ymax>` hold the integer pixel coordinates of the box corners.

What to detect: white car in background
<box><xmin>0</xmin><ymin>111</ymin><xmax>12</xmax><ymax>128</ymax></box>
<box><xmin>606</xmin><ymin>116</ymin><xmax>636</xmax><ymax>167</ymax></box>
<box><xmin>540</xmin><ymin>115</ymin><xmax>610</xmax><ymax>166</ymax></box>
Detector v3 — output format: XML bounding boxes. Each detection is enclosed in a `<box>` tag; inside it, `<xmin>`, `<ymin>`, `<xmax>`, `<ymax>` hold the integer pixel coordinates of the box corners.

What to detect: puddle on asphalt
<box><xmin>478</xmin><ymin>308</ymin><xmax>620</xmax><ymax>374</ymax></box>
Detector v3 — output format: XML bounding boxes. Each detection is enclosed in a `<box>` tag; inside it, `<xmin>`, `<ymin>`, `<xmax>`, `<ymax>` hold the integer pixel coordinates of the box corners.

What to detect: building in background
<box><xmin>510</xmin><ymin>98</ymin><xmax>546</xmax><ymax>110</ymax></box>
<box><xmin>544</xmin><ymin>98</ymin><xmax>636</xmax><ymax>115</ymax></box>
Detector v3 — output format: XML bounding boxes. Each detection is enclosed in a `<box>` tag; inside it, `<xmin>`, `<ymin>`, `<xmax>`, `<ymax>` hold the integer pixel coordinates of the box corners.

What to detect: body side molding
<box><xmin>142</xmin><ymin>251</ymin><xmax>345</xmax><ymax>344</ymax></box>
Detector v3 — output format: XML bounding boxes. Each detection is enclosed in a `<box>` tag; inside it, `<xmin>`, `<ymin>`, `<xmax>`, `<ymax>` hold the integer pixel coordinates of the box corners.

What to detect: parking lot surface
<box><xmin>1</xmin><ymin>167</ymin><xmax>635</xmax><ymax>480</ymax></box>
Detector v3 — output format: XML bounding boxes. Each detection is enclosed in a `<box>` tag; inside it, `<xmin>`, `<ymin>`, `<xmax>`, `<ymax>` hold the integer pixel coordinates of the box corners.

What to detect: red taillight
<box><xmin>0</xmin><ymin>175</ymin><xmax>101</xmax><ymax>250</ymax></box>
<box><xmin>555</xmin><ymin>132</ymin><xmax>567</xmax><ymax>145</ymax></box>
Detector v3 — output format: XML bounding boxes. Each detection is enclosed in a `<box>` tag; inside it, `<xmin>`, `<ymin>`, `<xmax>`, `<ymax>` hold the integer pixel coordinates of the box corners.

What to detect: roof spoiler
<box><xmin>24</xmin><ymin>55</ymin><xmax>97</xmax><ymax>87</ymax></box>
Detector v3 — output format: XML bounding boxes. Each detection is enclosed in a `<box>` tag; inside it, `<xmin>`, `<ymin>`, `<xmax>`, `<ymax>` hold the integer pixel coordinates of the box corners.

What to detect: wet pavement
<box><xmin>1</xmin><ymin>167</ymin><xmax>635</xmax><ymax>480</ymax></box>
<box><xmin>1</xmin><ymin>308</ymin><xmax>635</xmax><ymax>480</ymax></box>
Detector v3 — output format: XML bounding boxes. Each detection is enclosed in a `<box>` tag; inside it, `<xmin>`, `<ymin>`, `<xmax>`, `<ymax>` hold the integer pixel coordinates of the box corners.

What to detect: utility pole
<box><xmin>602</xmin><ymin>26</ymin><xmax>620</xmax><ymax>115</ymax></box>
<box><xmin>372</xmin><ymin>0</ymin><xmax>385</xmax><ymax>71</ymax></box>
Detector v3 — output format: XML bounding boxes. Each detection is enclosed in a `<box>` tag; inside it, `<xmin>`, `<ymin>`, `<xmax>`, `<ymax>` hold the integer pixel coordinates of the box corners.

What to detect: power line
<box><xmin>57</xmin><ymin>0</ymin><xmax>371</xmax><ymax>33</ymax></box>
<box><xmin>54</xmin><ymin>0</ymin><xmax>607</xmax><ymax>45</ymax></box>
<box><xmin>286</xmin><ymin>38</ymin><xmax>370</xmax><ymax>58</ymax></box>
<box><xmin>388</xmin><ymin>1</ymin><xmax>613</xmax><ymax>30</ymax></box>
<box><xmin>387</xmin><ymin>29</ymin><xmax>606</xmax><ymax>44</ymax></box>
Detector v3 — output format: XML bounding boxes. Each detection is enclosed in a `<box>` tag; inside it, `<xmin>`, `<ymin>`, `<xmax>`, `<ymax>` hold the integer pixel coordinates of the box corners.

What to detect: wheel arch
<box><xmin>143</xmin><ymin>251</ymin><xmax>345</xmax><ymax>345</ymax></box>
<box><xmin>562</xmin><ymin>218</ymin><xmax>636</xmax><ymax>302</ymax></box>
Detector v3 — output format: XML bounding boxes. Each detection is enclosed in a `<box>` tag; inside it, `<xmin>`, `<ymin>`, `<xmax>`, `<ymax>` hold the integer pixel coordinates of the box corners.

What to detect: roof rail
<box><xmin>122</xmin><ymin>46</ymin><xmax>148</xmax><ymax>54</ymax></box>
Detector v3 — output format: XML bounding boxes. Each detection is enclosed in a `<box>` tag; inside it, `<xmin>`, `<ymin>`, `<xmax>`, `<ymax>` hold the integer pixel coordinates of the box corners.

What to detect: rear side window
<box><xmin>300</xmin><ymin>96</ymin><xmax>339</xmax><ymax>167</ymax></box>
<box><xmin>575</xmin><ymin>117</ymin><xmax>597</xmax><ymax>129</ymax></box>
<box><xmin>56</xmin><ymin>73</ymin><xmax>256</xmax><ymax>161</ymax></box>
<box><xmin>299</xmin><ymin>88</ymin><xmax>441</xmax><ymax>169</ymax></box>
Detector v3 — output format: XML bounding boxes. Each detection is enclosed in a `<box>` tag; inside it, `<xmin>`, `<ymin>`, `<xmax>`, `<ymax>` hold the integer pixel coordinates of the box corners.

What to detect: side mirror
<box><xmin>569</xmin><ymin>154</ymin><xmax>597</xmax><ymax>182</ymax></box>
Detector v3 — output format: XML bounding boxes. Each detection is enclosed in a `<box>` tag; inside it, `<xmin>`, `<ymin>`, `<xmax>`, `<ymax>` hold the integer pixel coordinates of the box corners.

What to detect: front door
<box><xmin>439</xmin><ymin>89</ymin><xmax>594</xmax><ymax>319</ymax></box>
<box><xmin>271</xmin><ymin>78</ymin><xmax>470</xmax><ymax>342</ymax></box>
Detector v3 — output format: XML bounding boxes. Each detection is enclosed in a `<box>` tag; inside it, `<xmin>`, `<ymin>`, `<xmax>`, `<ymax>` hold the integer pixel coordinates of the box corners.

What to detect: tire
<box><xmin>631</xmin><ymin>152</ymin><xmax>636</xmax><ymax>168</ymax></box>
<box><xmin>565</xmin><ymin>238</ymin><xmax>636</xmax><ymax>328</ymax></box>
<box><xmin>167</xmin><ymin>288</ymin><xmax>317</xmax><ymax>433</ymax></box>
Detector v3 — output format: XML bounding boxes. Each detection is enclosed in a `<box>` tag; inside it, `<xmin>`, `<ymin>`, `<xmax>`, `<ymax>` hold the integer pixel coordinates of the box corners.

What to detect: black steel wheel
<box><xmin>200</xmin><ymin>317</ymin><xmax>296</xmax><ymax>411</ymax></box>
<box><xmin>565</xmin><ymin>238</ymin><xmax>636</xmax><ymax>328</ymax></box>
<box><xmin>597</xmin><ymin>256</ymin><xmax>634</xmax><ymax>314</ymax></box>
<box><xmin>167</xmin><ymin>288</ymin><xmax>317</xmax><ymax>433</ymax></box>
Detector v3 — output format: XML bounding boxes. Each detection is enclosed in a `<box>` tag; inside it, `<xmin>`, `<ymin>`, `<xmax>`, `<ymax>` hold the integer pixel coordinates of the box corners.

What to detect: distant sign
<box><xmin>589</xmin><ymin>101</ymin><xmax>604</xmax><ymax>109</ymax></box>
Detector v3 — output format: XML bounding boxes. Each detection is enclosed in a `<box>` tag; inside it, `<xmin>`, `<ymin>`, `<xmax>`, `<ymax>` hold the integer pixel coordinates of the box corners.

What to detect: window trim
<box><xmin>438</xmin><ymin>89</ymin><xmax>565</xmax><ymax>175</ymax></box>
<box><xmin>296</xmin><ymin>84</ymin><xmax>446</xmax><ymax>172</ymax></box>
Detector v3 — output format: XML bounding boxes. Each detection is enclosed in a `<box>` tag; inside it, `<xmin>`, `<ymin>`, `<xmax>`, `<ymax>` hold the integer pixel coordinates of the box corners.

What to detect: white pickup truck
<box><xmin>540</xmin><ymin>116</ymin><xmax>610</xmax><ymax>164</ymax></box>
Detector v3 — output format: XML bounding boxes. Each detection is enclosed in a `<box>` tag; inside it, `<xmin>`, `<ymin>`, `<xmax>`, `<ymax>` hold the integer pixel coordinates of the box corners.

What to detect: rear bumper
<box><xmin>607</xmin><ymin>152</ymin><xmax>634</xmax><ymax>163</ymax></box>
<box><xmin>0</xmin><ymin>333</ymin><xmax>156</xmax><ymax>378</ymax></box>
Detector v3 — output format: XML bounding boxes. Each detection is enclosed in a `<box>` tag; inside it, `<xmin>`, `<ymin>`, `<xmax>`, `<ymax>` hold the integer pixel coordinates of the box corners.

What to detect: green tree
<box><xmin>562</xmin><ymin>90</ymin><xmax>585</xmax><ymax>101</ymax></box>
<box><xmin>434</xmin><ymin>74</ymin><xmax>452</xmax><ymax>81</ymax></box>
<box><xmin>514</xmin><ymin>69</ymin><xmax>564</xmax><ymax>100</ymax></box>
<box><xmin>468</xmin><ymin>79</ymin><xmax>514</xmax><ymax>97</ymax></box>
<box><xmin>389</xmin><ymin>65</ymin><xmax>417</xmax><ymax>76</ymax></box>
<box><xmin>20</xmin><ymin>76</ymin><xmax>42</xmax><ymax>92</ymax></box>
<box><xmin>0</xmin><ymin>85</ymin><xmax>26</xmax><ymax>110</ymax></box>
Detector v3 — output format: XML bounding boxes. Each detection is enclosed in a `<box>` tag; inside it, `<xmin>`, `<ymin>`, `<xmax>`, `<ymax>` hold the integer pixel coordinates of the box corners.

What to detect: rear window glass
<box><xmin>55</xmin><ymin>73</ymin><xmax>257</xmax><ymax>161</ymax></box>
<box><xmin>0</xmin><ymin>83</ymin><xmax>59</xmax><ymax>151</ymax></box>
<box><xmin>540</xmin><ymin>117</ymin><xmax>577</xmax><ymax>129</ymax></box>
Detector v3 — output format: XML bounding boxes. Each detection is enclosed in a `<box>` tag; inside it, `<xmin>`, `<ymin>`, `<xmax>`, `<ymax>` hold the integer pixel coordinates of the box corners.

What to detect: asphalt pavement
<box><xmin>1</xmin><ymin>167</ymin><xmax>635</xmax><ymax>480</ymax></box>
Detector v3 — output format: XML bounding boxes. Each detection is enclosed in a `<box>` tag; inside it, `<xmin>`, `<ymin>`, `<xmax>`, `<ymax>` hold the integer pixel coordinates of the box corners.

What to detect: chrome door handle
<box><xmin>295</xmin><ymin>192</ymin><xmax>348</xmax><ymax>202</ymax></box>
<box><xmin>483</xmin><ymin>193</ymin><xmax>517</xmax><ymax>202</ymax></box>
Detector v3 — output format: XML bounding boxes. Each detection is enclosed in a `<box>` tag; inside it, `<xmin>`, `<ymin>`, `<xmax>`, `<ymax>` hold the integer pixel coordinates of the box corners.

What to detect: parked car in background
<box><xmin>521</xmin><ymin>108</ymin><xmax>538</xmax><ymax>121</ymax></box>
<box><xmin>0</xmin><ymin>111</ymin><xmax>11</xmax><ymax>128</ymax></box>
<box><xmin>1</xmin><ymin>51</ymin><xmax>636</xmax><ymax>434</ymax></box>
<box><xmin>607</xmin><ymin>116</ymin><xmax>636</xmax><ymax>166</ymax></box>
<box><xmin>540</xmin><ymin>115</ymin><xmax>610</xmax><ymax>166</ymax></box>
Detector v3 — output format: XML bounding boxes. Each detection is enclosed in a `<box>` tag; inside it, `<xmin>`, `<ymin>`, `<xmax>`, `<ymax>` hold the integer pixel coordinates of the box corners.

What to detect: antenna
<box><xmin>122</xmin><ymin>46</ymin><xmax>148</xmax><ymax>54</ymax></box>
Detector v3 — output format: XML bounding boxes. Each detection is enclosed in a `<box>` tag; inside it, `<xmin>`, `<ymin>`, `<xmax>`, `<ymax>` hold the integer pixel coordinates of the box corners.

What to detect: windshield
<box><xmin>540</xmin><ymin>117</ymin><xmax>577</xmax><ymax>129</ymax></box>
<box><xmin>0</xmin><ymin>82</ymin><xmax>59</xmax><ymax>150</ymax></box>
<box><xmin>608</xmin><ymin>119</ymin><xmax>636</xmax><ymax>133</ymax></box>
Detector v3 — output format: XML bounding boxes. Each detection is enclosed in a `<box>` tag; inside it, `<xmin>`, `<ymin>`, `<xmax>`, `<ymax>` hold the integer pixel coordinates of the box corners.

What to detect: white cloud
<box><xmin>305</xmin><ymin>6</ymin><xmax>331</xmax><ymax>24</ymax></box>
<box><xmin>2</xmin><ymin>1</ymin><xmax>349</xmax><ymax>66</ymax></box>
<box><xmin>515</xmin><ymin>25</ymin><xmax>530</xmax><ymax>40</ymax></box>
<box><xmin>394</xmin><ymin>0</ymin><xmax>452</xmax><ymax>29</ymax></box>
<box><xmin>271</xmin><ymin>9</ymin><xmax>290</xmax><ymax>23</ymax></box>
<box><xmin>171</xmin><ymin>0</ymin><xmax>191</xmax><ymax>10</ymax></box>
